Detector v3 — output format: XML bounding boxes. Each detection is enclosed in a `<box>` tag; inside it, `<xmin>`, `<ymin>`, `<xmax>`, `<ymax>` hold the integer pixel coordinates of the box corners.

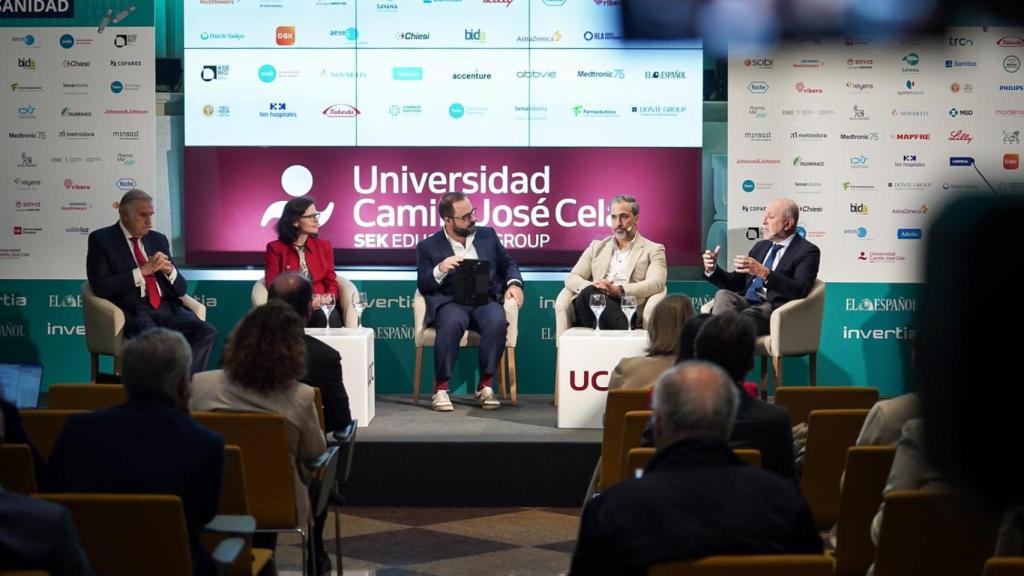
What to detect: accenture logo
<box><xmin>747</xmin><ymin>81</ymin><xmax>768</xmax><ymax>94</ymax></box>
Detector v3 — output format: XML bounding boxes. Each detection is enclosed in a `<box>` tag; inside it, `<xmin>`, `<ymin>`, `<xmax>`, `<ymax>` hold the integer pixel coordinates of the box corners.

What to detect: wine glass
<box><xmin>321</xmin><ymin>293</ymin><xmax>335</xmax><ymax>335</ymax></box>
<box><xmin>621</xmin><ymin>294</ymin><xmax>638</xmax><ymax>332</ymax></box>
<box><xmin>589</xmin><ymin>292</ymin><xmax>606</xmax><ymax>333</ymax></box>
<box><xmin>352</xmin><ymin>291</ymin><xmax>368</xmax><ymax>328</ymax></box>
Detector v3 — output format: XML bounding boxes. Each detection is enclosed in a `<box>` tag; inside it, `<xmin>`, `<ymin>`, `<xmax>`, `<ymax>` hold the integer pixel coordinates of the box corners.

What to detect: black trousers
<box><xmin>572</xmin><ymin>284</ymin><xmax>631</xmax><ymax>330</ymax></box>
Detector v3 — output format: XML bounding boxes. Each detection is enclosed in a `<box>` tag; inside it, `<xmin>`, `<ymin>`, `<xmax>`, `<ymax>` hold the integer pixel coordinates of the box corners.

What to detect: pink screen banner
<box><xmin>184</xmin><ymin>147</ymin><xmax>701</xmax><ymax>267</ymax></box>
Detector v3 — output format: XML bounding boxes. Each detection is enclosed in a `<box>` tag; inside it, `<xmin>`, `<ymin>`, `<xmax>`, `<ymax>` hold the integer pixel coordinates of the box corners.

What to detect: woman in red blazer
<box><xmin>265</xmin><ymin>197</ymin><xmax>341</xmax><ymax>327</ymax></box>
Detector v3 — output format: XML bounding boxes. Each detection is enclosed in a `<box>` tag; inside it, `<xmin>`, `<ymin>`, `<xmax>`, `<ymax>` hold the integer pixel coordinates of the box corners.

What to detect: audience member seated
<box><xmin>1</xmin><ymin>396</ymin><xmax>44</xmax><ymax>480</ymax></box>
<box><xmin>570</xmin><ymin>361</ymin><xmax>822</xmax><ymax>576</ymax></box>
<box><xmin>190</xmin><ymin>301</ymin><xmax>327</xmax><ymax>535</ymax></box>
<box><xmin>46</xmin><ymin>328</ymin><xmax>224</xmax><ymax>576</ymax></box>
<box><xmin>265</xmin><ymin>197</ymin><xmax>342</xmax><ymax>328</ymax></box>
<box><xmin>695</xmin><ymin>312</ymin><xmax>796</xmax><ymax>480</ymax></box>
<box><xmin>608</xmin><ymin>294</ymin><xmax>695</xmax><ymax>390</ymax></box>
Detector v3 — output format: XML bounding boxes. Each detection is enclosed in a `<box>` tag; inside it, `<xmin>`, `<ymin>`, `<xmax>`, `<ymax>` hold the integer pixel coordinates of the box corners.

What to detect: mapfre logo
<box><xmin>275</xmin><ymin>26</ymin><xmax>295</xmax><ymax>45</ymax></box>
<box><xmin>568</xmin><ymin>370</ymin><xmax>610</xmax><ymax>391</ymax></box>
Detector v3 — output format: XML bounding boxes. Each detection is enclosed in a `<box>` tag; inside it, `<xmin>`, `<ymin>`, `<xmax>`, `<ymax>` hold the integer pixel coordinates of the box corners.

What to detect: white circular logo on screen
<box><xmin>260</xmin><ymin>164</ymin><xmax>335</xmax><ymax>227</ymax></box>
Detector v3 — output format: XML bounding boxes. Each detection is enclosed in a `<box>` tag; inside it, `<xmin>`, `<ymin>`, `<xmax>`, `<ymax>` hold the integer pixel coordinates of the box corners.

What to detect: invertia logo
<box><xmin>275</xmin><ymin>26</ymin><xmax>295</xmax><ymax>45</ymax></box>
<box><xmin>322</xmin><ymin>104</ymin><xmax>359</xmax><ymax>118</ymax></box>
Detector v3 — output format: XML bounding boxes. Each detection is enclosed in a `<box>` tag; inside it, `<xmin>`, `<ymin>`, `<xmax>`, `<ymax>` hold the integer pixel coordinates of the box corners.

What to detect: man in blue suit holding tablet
<box><xmin>416</xmin><ymin>192</ymin><xmax>524</xmax><ymax>412</ymax></box>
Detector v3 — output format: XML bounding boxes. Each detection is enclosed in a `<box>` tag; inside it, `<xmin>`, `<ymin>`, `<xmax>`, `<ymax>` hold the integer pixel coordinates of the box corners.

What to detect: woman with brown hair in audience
<box><xmin>607</xmin><ymin>294</ymin><xmax>696</xmax><ymax>390</ymax></box>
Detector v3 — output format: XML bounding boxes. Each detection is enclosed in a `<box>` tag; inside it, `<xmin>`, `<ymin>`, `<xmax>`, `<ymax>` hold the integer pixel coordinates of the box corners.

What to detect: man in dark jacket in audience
<box><xmin>570</xmin><ymin>361</ymin><xmax>821</xmax><ymax>576</ymax></box>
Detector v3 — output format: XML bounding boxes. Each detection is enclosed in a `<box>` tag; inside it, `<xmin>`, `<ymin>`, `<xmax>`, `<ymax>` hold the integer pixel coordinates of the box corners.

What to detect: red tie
<box><xmin>130</xmin><ymin>237</ymin><xmax>161</xmax><ymax>309</ymax></box>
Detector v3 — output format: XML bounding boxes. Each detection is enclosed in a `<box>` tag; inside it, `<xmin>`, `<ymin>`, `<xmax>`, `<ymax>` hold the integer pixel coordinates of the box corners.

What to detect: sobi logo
<box><xmin>742</xmin><ymin>179</ymin><xmax>756</xmax><ymax>193</ymax></box>
<box><xmin>59</xmin><ymin>34</ymin><xmax>74</xmax><ymax>49</ymax></box>
<box><xmin>449</xmin><ymin>103</ymin><xmax>465</xmax><ymax>119</ymax></box>
<box><xmin>259</xmin><ymin>64</ymin><xmax>277</xmax><ymax>83</ymax></box>
<box><xmin>260</xmin><ymin>165</ymin><xmax>335</xmax><ymax>228</ymax></box>
<box><xmin>110</xmin><ymin>81</ymin><xmax>124</xmax><ymax>93</ymax></box>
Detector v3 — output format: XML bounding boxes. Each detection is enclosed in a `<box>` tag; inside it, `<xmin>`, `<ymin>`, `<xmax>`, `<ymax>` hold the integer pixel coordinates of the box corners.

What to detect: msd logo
<box><xmin>275</xmin><ymin>26</ymin><xmax>295</xmax><ymax>45</ymax></box>
<box><xmin>567</xmin><ymin>370</ymin><xmax>610</xmax><ymax>391</ymax></box>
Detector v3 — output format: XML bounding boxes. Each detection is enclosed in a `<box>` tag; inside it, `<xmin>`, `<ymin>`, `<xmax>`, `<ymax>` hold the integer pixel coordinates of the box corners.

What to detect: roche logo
<box><xmin>115</xmin><ymin>177</ymin><xmax>137</xmax><ymax>190</ymax></box>
<box><xmin>747</xmin><ymin>81</ymin><xmax>769</xmax><ymax>94</ymax></box>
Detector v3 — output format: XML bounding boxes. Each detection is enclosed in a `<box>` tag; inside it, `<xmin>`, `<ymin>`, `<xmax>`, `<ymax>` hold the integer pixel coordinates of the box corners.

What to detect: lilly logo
<box><xmin>260</xmin><ymin>165</ymin><xmax>335</xmax><ymax>228</ymax></box>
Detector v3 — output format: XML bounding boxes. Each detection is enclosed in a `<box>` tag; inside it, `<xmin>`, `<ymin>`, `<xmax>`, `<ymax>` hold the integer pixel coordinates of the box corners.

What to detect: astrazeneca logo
<box><xmin>747</xmin><ymin>81</ymin><xmax>768</xmax><ymax>94</ymax></box>
<box><xmin>322</xmin><ymin>104</ymin><xmax>359</xmax><ymax>118</ymax></box>
<box><xmin>516</xmin><ymin>70</ymin><xmax>556</xmax><ymax>79</ymax></box>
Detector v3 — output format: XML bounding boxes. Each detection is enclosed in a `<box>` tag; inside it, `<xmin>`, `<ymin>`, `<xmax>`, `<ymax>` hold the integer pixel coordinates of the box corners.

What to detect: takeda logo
<box><xmin>322</xmin><ymin>104</ymin><xmax>359</xmax><ymax>118</ymax></box>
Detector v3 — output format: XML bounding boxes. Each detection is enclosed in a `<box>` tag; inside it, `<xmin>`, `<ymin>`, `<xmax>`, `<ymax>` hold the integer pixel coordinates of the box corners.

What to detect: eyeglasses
<box><xmin>300</xmin><ymin>212</ymin><xmax>321</xmax><ymax>221</ymax></box>
<box><xmin>450</xmin><ymin>209</ymin><xmax>476</xmax><ymax>222</ymax></box>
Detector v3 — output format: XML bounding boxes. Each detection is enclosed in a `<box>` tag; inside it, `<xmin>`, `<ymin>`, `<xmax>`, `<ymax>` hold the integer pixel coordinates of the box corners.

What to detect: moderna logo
<box><xmin>276</xmin><ymin>26</ymin><xmax>295</xmax><ymax>46</ymax></box>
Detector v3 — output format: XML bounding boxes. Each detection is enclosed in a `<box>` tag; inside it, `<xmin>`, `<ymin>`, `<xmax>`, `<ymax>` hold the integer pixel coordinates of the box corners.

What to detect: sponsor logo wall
<box><xmin>0</xmin><ymin>1</ymin><xmax>157</xmax><ymax>280</ymax></box>
<box><xmin>730</xmin><ymin>27</ymin><xmax>1024</xmax><ymax>283</ymax></box>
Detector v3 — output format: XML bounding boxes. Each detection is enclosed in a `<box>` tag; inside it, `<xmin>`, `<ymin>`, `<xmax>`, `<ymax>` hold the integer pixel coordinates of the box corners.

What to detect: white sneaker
<box><xmin>475</xmin><ymin>386</ymin><xmax>501</xmax><ymax>410</ymax></box>
<box><xmin>432</xmin><ymin>390</ymin><xmax>453</xmax><ymax>412</ymax></box>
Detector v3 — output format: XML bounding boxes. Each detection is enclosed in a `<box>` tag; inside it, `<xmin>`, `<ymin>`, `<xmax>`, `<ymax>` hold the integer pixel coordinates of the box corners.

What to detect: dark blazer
<box><xmin>46</xmin><ymin>401</ymin><xmax>224</xmax><ymax>576</ymax></box>
<box><xmin>0</xmin><ymin>487</ymin><xmax>93</xmax><ymax>575</ymax></box>
<box><xmin>416</xmin><ymin>226</ymin><xmax>523</xmax><ymax>324</ymax></box>
<box><xmin>86</xmin><ymin>221</ymin><xmax>187</xmax><ymax>313</ymax></box>
<box><xmin>302</xmin><ymin>334</ymin><xmax>352</xmax><ymax>433</ymax></box>
<box><xmin>731</xmin><ymin>393</ymin><xmax>797</xmax><ymax>480</ymax></box>
<box><xmin>708</xmin><ymin>234</ymin><xmax>820</xmax><ymax>309</ymax></box>
<box><xmin>265</xmin><ymin>237</ymin><xmax>339</xmax><ymax>299</ymax></box>
<box><xmin>570</xmin><ymin>438</ymin><xmax>821</xmax><ymax>576</ymax></box>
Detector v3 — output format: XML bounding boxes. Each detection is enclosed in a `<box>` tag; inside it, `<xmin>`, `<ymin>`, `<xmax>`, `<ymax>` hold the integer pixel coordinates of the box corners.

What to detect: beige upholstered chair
<box><xmin>81</xmin><ymin>282</ymin><xmax>206</xmax><ymax>381</ymax></box>
<box><xmin>251</xmin><ymin>276</ymin><xmax>359</xmax><ymax>328</ymax></box>
<box><xmin>553</xmin><ymin>287</ymin><xmax>666</xmax><ymax>404</ymax></box>
<box><xmin>649</xmin><ymin>555</ymin><xmax>835</xmax><ymax>576</ymax></box>
<box><xmin>701</xmin><ymin>279</ymin><xmax>825</xmax><ymax>397</ymax></box>
<box><xmin>412</xmin><ymin>290</ymin><xmax>519</xmax><ymax>405</ymax></box>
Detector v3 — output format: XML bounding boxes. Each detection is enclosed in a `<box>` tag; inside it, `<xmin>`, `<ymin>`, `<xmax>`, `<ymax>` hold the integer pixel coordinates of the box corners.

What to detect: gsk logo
<box><xmin>568</xmin><ymin>370</ymin><xmax>609</xmax><ymax>391</ymax></box>
<box><xmin>276</xmin><ymin>26</ymin><xmax>295</xmax><ymax>46</ymax></box>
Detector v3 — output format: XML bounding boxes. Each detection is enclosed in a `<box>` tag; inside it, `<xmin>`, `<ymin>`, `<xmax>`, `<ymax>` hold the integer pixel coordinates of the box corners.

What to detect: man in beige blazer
<box><xmin>564</xmin><ymin>195</ymin><xmax>667</xmax><ymax>329</ymax></box>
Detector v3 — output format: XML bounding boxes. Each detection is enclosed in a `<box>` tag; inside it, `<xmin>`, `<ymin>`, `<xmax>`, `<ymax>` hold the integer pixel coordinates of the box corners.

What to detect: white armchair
<box><xmin>412</xmin><ymin>290</ymin><xmax>519</xmax><ymax>405</ymax></box>
<box><xmin>251</xmin><ymin>276</ymin><xmax>359</xmax><ymax>328</ymax></box>
<box><xmin>81</xmin><ymin>281</ymin><xmax>206</xmax><ymax>381</ymax></box>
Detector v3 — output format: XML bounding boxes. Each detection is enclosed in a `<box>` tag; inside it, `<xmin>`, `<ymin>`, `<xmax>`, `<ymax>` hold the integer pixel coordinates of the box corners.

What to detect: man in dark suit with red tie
<box><xmin>703</xmin><ymin>197</ymin><xmax>820</xmax><ymax>335</ymax></box>
<box><xmin>86</xmin><ymin>189</ymin><xmax>217</xmax><ymax>375</ymax></box>
<box><xmin>416</xmin><ymin>192</ymin><xmax>524</xmax><ymax>412</ymax></box>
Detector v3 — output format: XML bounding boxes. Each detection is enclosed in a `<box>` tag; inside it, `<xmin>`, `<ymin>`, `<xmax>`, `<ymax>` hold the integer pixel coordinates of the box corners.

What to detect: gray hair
<box><xmin>652</xmin><ymin>360</ymin><xmax>739</xmax><ymax>442</ymax></box>
<box><xmin>777</xmin><ymin>197</ymin><xmax>799</xmax><ymax>225</ymax></box>
<box><xmin>119</xmin><ymin>189</ymin><xmax>153</xmax><ymax>215</ymax></box>
<box><xmin>610</xmin><ymin>194</ymin><xmax>639</xmax><ymax>216</ymax></box>
<box><xmin>121</xmin><ymin>328</ymin><xmax>192</xmax><ymax>402</ymax></box>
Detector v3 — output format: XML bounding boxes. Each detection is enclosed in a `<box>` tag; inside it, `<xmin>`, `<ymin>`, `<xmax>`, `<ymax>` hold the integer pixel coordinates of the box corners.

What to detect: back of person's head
<box><xmin>919</xmin><ymin>195</ymin><xmax>1022</xmax><ymax>507</ymax></box>
<box><xmin>646</xmin><ymin>294</ymin><xmax>696</xmax><ymax>356</ymax></box>
<box><xmin>122</xmin><ymin>328</ymin><xmax>192</xmax><ymax>407</ymax></box>
<box><xmin>676</xmin><ymin>313</ymin><xmax>712</xmax><ymax>363</ymax></box>
<box><xmin>693</xmin><ymin>312</ymin><xmax>755</xmax><ymax>386</ymax></box>
<box><xmin>223</xmin><ymin>300</ymin><xmax>306</xmax><ymax>394</ymax></box>
<box><xmin>268</xmin><ymin>272</ymin><xmax>313</xmax><ymax>321</ymax></box>
<box><xmin>653</xmin><ymin>361</ymin><xmax>739</xmax><ymax>447</ymax></box>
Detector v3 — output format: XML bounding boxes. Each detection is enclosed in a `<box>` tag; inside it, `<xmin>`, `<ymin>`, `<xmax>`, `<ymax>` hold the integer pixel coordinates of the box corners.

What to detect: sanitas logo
<box><xmin>322</xmin><ymin>103</ymin><xmax>359</xmax><ymax>117</ymax></box>
<box><xmin>945</xmin><ymin>59</ymin><xmax>977</xmax><ymax>68</ymax></box>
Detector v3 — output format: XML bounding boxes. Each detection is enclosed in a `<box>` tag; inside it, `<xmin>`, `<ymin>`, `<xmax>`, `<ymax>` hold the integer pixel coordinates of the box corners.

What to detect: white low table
<box><xmin>306</xmin><ymin>327</ymin><xmax>375</xmax><ymax>428</ymax></box>
<box><xmin>557</xmin><ymin>328</ymin><xmax>649</xmax><ymax>429</ymax></box>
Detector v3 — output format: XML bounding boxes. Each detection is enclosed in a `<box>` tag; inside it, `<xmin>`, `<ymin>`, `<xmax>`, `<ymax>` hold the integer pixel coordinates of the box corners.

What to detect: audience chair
<box><xmin>46</xmin><ymin>384</ymin><xmax>126</xmax><ymax>411</ymax></box>
<box><xmin>307</xmin><ymin>445</ymin><xmax>340</xmax><ymax>575</ymax></box>
<box><xmin>802</xmin><ymin>409</ymin><xmax>870</xmax><ymax>530</ymax></box>
<box><xmin>411</xmin><ymin>289</ymin><xmax>518</xmax><ymax>405</ymax></box>
<box><xmin>192</xmin><ymin>412</ymin><xmax>314</xmax><ymax>575</ymax></box>
<box><xmin>328</xmin><ymin>419</ymin><xmax>358</xmax><ymax>575</ymax></box>
<box><xmin>732</xmin><ymin>448</ymin><xmax>763</xmax><ymax>468</ymax></box>
<box><xmin>623</xmin><ymin>448</ymin><xmax>763</xmax><ymax>482</ymax></box>
<box><xmin>597</xmin><ymin>389</ymin><xmax>652</xmax><ymax>493</ymax></box>
<box><xmin>250</xmin><ymin>276</ymin><xmax>359</xmax><ymax>327</ymax></box>
<box><xmin>0</xmin><ymin>444</ymin><xmax>37</xmax><ymax>494</ymax></box>
<box><xmin>832</xmin><ymin>445</ymin><xmax>897</xmax><ymax>576</ymax></box>
<box><xmin>553</xmin><ymin>287</ymin><xmax>666</xmax><ymax>404</ymax></box>
<box><xmin>35</xmin><ymin>493</ymin><xmax>243</xmax><ymax>576</ymax></box>
<box><xmin>82</xmin><ymin>281</ymin><xmax>206</xmax><ymax>381</ymax></box>
<box><xmin>985</xmin><ymin>558</ymin><xmax>1024</xmax><ymax>576</ymax></box>
<box><xmin>648</xmin><ymin>554</ymin><xmax>836</xmax><ymax>575</ymax></box>
<box><xmin>702</xmin><ymin>279</ymin><xmax>825</xmax><ymax>398</ymax></box>
<box><xmin>20</xmin><ymin>410</ymin><xmax>85</xmax><ymax>461</ymax></box>
<box><xmin>775</xmin><ymin>386</ymin><xmax>879</xmax><ymax>427</ymax></box>
<box><xmin>873</xmin><ymin>489</ymin><xmax>999</xmax><ymax>576</ymax></box>
<box><xmin>205</xmin><ymin>445</ymin><xmax>273</xmax><ymax>576</ymax></box>
<box><xmin>616</xmin><ymin>410</ymin><xmax>653</xmax><ymax>484</ymax></box>
<box><xmin>312</xmin><ymin>387</ymin><xmax>326</xmax><ymax>433</ymax></box>
<box><xmin>0</xmin><ymin>572</ymin><xmax>50</xmax><ymax>575</ymax></box>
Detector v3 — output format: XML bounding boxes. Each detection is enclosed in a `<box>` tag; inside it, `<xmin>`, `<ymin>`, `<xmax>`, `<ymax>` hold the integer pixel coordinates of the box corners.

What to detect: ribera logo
<box><xmin>322</xmin><ymin>103</ymin><xmax>359</xmax><ymax>117</ymax></box>
<box><xmin>63</xmin><ymin>178</ymin><xmax>91</xmax><ymax>190</ymax></box>
<box><xmin>795</xmin><ymin>81</ymin><xmax>823</xmax><ymax>94</ymax></box>
<box><xmin>276</xmin><ymin>26</ymin><xmax>295</xmax><ymax>45</ymax></box>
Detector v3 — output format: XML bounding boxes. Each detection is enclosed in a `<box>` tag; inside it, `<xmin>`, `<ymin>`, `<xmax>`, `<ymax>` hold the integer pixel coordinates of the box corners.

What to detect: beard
<box><xmin>453</xmin><ymin>222</ymin><xmax>476</xmax><ymax>237</ymax></box>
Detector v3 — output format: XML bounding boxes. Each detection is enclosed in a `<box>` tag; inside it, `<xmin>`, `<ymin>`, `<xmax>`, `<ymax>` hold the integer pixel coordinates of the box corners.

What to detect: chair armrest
<box><xmin>768</xmin><ymin>280</ymin><xmax>826</xmax><ymax>356</ymax></box>
<box><xmin>554</xmin><ymin>287</ymin><xmax>574</xmax><ymax>345</ymax></box>
<box><xmin>503</xmin><ymin>296</ymin><xmax>520</xmax><ymax>348</ymax></box>
<box><xmin>211</xmin><ymin>537</ymin><xmax>246</xmax><ymax>570</ymax></box>
<box><xmin>82</xmin><ymin>282</ymin><xmax>126</xmax><ymax>356</ymax></box>
<box><xmin>337</xmin><ymin>275</ymin><xmax>359</xmax><ymax>328</ymax></box>
<box><xmin>413</xmin><ymin>290</ymin><xmax>427</xmax><ymax>345</ymax></box>
<box><xmin>330</xmin><ymin>419</ymin><xmax>358</xmax><ymax>445</ymax></box>
<box><xmin>204</xmin><ymin>514</ymin><xmax>256</xmax><ymax>535</ymax></box>
<box><xmin>182</xmin><ymin>294</ymin><xmax>207</xmax><ymax>321</ymax></box>
<box><xmin>640</xmin><ymin>289</ymin><xmax>667</xmax><ymax>330</ymax></box>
